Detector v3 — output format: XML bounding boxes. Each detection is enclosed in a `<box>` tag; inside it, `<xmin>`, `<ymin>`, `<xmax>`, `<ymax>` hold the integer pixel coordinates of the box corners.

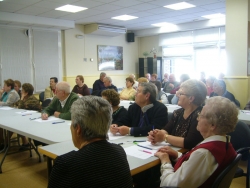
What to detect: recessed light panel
<box><xmin>55</xmin><ymin>4</ymin><xmax>87</xmax><ymax>13</ymax></box>
<box><xmin>164</xmin><ymin>2</ymin><xmax>195</xmax><ymax>10</ymax></box>
<box><xmin>112</xmin><ymin>15</ymin><xmax>138</xmax><ymax>21</ymax></box>
<box><xmin>151</xmin><ymin>22</ymin><xmax>176</xmax><ymax>27</ymax></box>
<box><xmin>202</xmin><ymin>13</ymin><xmax>225</xmax><ymax>19</ymax></box>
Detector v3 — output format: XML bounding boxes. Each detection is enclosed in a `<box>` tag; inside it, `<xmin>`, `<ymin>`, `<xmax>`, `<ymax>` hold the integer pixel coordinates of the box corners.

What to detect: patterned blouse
<box><xmin>164</xmin><ymin>107</ymin><xmax>203</xmax><ymax>149</ymax></box>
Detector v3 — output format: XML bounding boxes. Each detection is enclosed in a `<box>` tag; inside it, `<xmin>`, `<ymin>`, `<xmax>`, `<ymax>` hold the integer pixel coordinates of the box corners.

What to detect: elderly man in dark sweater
<box><xmin>110</xmin><ymin>82</ymin><xmax>168</xmax><ymax>137</ymax></box>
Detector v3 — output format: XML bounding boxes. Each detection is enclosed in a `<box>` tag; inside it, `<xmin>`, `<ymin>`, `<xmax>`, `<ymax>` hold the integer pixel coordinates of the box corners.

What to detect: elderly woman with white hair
<box><xmin>48</xmin><ymin>96</ymin><xmax>133</xmax><ymax>188</ymax></box>
<box><xmin>148</xmin><ymin>79</ymin><xmax>207</xmax><ymax>149</ymax></box>
<box><xmin>155</xmin><ymin>96</ymin><xmax>238</xmax><ymax>187</ymax></box>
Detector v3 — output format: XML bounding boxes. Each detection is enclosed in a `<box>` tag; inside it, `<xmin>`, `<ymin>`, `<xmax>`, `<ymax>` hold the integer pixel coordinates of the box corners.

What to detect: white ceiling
<box><xmin>0</xmin><ymin>0</ymin><xmax>226</xmax><ymax>31</ymax></box>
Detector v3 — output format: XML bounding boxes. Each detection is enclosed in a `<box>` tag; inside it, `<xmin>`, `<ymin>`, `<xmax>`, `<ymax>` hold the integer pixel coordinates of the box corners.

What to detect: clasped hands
<box><xmin>110</xmin><ymin>124</ymin><xmax>130</xmax><ymax>135</ymax></box>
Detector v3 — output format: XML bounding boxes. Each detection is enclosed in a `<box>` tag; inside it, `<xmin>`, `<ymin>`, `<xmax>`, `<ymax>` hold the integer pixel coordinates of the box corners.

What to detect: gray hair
<box><xmin>204</xmin><ymin>96</ymin><xmax>238</xmax><ymax>134</ymax></box>
<box><xmin>104</xmin><ymin>76</ymin><xmax>112</xmax><ymax>83</ymax></box>
<box><xmin>100</xmin><ymin>72</ymin><xmax>106</xmax><ymax>77</ymax></box>
<box><xmin>56</xmin><ymin>81</ymin><xmax>71</xmax><ymax>94</ymax></box>
<box><xmin>71</xmin><ymin>96</ymin><xmax>112</xmax><ymax>141</ymax></box>
<box><xmin>181</xmin><ymin>79</ymin><xmax>207</xmax><ymax>106</ymax></box>
<box><xmin>214</xmin><ymin>79</ymin><xmax>226</xmax><ymax>92</ymax></box>
<box><xmin>129</xmin><ymin>74</ymin><xmax>135</xmax><ymax>79</ymax></box>
<box><xmin>140</xmin><ymin>82</ymin><xmax>157</xmax><ymax>102</ymax></box>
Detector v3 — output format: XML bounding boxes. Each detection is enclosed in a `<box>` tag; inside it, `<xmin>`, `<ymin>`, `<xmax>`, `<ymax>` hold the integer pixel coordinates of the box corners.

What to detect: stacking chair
<box><xmin>234</xmin><ymin>147</ymin><xmax>250</xmax><ymax>188</ymax></box>
<box><xmin>39</xmin><ymin>91</ymin><xmax>45</xmax><ymax>103</ymax></box>
<box><xmin>161</xmin><ymin>154</ymin><xmax>242</xmax><ymax>188</ymax></box>
<box><xmin>211</xmin><ymin>154</ymin><xmax>242</xmax><ymax>188</ymax></box>
<box><xmin>42</xmin><ymin>99</ymin><xmax>51</xmax><ymax>109</ymax></box>
<box><xmin>89</xmin><ymin>88</ymin><xmax>93</xmax><ymax>94</ymax></box>
<box><xmin>167</xmin><ymin>94</ymin><xmax>174</xmax><ymax>104</ymax></box>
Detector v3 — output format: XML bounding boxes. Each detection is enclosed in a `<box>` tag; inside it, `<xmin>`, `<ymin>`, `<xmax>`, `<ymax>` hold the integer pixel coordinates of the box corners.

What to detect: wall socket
<box><xmin>83</xmin><ymin>58</ymin><xmax>87</xmax><ymax>62</ymax></box>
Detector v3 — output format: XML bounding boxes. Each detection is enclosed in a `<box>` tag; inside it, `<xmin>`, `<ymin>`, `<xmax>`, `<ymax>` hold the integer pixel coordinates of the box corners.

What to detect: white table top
<box><xmin>238</xmin><ymin>110</ymin><xmax>250</xmax><ymax>124</ymax></box>
<box><xmin>120</xmin><ymin>100</ymin><xmax>181</xmax><ymax>113</ymax></box>
<box><xmin>0</xmin><ymin>112</ymin><xmax>72</xmax><ymax>144</ymax></box>
<box><xmin>38</xmin><ymin>136</ymin><xmax>181</xmax><ymax>176</ymax></box>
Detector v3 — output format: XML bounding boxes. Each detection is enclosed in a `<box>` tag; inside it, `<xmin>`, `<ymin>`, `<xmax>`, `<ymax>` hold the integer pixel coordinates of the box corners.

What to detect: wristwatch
<box><xmin>165</xmin><ymin>134</ymin><xmax>169</xmax><ymax>142</ymax></box>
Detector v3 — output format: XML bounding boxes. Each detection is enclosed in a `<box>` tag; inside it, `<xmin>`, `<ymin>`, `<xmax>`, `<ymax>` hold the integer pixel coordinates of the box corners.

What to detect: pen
<box><xmin>137</xmin><ymin>144</ymin><xmax>152</xmax><ymax>150</ymax></box>
<box><xmin>133</xmin><ymin>140</ymin><xmax>146</xmax><ymax>142</ymax></box>
<box><xmin>22</xmin><ymin>114</ymin><xmax>32</xmax><ymax>116</ymax></box>
<box><xmin>52</xmin><ymin>121</ymin><xmax>65</xmax><ymax>124</ymax></box>
<box><xmin>138</xmin><ymin>149</ymin><xmax>152</xmax><ymax>154</ymax></box>
<box><xmin>117</xmin><ymin>143</ymin><xmax>123</xmax><ymax>145</ymax></box>
<box><xmin>152</xmin><ymin>125</ymin><xmax>154</xmax><ymax>130</ymax></box>
<box><xmin>30</xmin><ymin>117</ymin><xmax>41</xmax><ymax>120</ymax></box>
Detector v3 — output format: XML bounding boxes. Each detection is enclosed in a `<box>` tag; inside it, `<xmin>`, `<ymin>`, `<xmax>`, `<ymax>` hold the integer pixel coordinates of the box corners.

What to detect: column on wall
<box><xmin>225</xmin><ymin>0</ymin><xmax>250</xmax><ymax>108</ymax></box>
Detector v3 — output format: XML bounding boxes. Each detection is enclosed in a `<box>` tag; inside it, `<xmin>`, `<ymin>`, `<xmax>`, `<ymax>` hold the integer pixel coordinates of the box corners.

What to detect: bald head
<box><xmin>56</xmin><ymin>81</ymin><xmax>71</xmax><ymax>94</ymax></box>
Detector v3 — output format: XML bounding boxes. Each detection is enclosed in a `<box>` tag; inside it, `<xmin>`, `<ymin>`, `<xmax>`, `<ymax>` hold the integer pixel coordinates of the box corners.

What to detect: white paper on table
<box><xmin>137</xmin><ymin>141</ymin><xmax>171</xmax><ymax>150</ymax></box>
<box><xmin>35</xmin><ymin>116</ymin><xmax>59</xmax><ymax>122</ymax></box>
<box><xmin>107</xmin><ymin>132</ymin><xmax>125</xmax><ymax>140</ymax></box>
<box><xmin>16</xmin><ymin>110</ymin><xmax>37</xmax><ymax>115</ymax></box>
<box><xmin>242</xmin><ymin>111</ymin><xmax>250</xmax><ymax>115</ymax></box>
<box><xmin>124</xmin><ymin>145</ymin><xmax>156</xmax><ymax>159</ymax></box>
<box><xmin>0</xmin><ymin>107</ymin><xmax>14</xmax><ymax>110</ymax></box>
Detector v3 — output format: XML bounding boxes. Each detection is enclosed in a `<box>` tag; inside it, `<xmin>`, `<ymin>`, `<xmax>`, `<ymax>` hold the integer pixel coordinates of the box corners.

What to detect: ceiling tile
<box><xmin>178</xmin><ymin>7</ymin><xmax>207</xmax><ymax>14</ymax></box>
<box><xmin>93</xmin><ymin>0</ymin><xmax>118</xmax><ymax>3</ymax></box>
<box><xmin>132</xmin><ymin>11</ymin><xmax>154</xmax><ymax>17</ymax></box>
<box><xmin>16</xmin><ymin>6</ymin><xmax>50</xmax><ymax>15</ymax></box>
<box><xmin>160</xmin><ymin>10</ymin><xmax>186</xmax><ymax>18</ymax></box>
<box><xmin>32</xmin><ymin>1</ymin><xmax>65</xmax><ymax>9</ymax></box>
<box><xmin>43</xmin><ymin>0</ymin><xmax>79</xmax><ymax>3</ymax></box>
<box><xmin>0</xmin><ymin>2</ymin><xmax>27</xmax><ymax>12</ymax></box>
<box><xmin>129</xmin><ymin>3</ymin><xmax>159</xmax><ymax>11</ymax></box>
<box><xmin>38</xmin><ymin>10</ymin><xmax>71</xmax><ymax>18</ymax></box>
<box><xmin>187</xmin><ymin>0</ymin><xmax>221</xmax><ymax>6</ymax></box>
<box><xmin>200</xmin><ymin>2</ymin><xmax>225</xmax><ymax>10</ymax></box>
<box><xmin>111</xmin><ymin>8</ymin><xmax>138</xmax><ymax>15</ymax></box>
<box><xmin>110</xmin><ymin>0</ymin><xmax>142</xmax><ymax>7</ymax></box>
<box><xmin>149</xmin><ymin>0</ymin><xmax>183</xmax><ymax>6</ymax></box>
<box><xmin>60</xmin><ymin>9</ymin><xmax>104</xmax><ymax>20</ymax></box>
<box><xmin>72</xmin><ymin>0</ymin><xmax>105</xmax><ymax>8</ymax></box>
<box><xmin>92</xmin><ymin>4</ymin><xmax>123</xmax><ymax>11</ymax></box>
<box><xmin>5</xmin><ymin>0</ymin><xmax>41</xmax><ymax>6</ymax></box>
<box><xmin>146</xmin><ymin>7</ymin><xmax>173</xmax><ymax>14</ymax></box>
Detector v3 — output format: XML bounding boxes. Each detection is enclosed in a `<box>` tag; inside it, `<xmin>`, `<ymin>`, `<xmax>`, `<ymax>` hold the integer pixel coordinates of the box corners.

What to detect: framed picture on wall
<box><xmin>97</xmin><ymin>45</ymin><xmax>123</xmax><ymax>71</ymax></box>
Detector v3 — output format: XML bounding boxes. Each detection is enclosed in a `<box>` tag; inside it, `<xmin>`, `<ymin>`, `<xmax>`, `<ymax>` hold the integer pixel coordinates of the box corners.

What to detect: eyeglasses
<box><xmin>197</xmin><ymin>112</ymin><xmax>205</xmax><ymax>120</ymax></box>
<box><xmin>176</xmin><ymin>91</ymin><xmax>190</xmax><ymax>97</ymax></box>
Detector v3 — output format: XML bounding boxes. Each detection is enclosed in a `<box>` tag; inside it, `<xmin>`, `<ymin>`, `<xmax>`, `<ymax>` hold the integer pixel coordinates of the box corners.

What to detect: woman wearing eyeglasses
<box><xmin>148</xmin><ymin>79</ymin><xmax>207</xmax><ymax>149</ymax></box>
<box><xmin>155</xmin><ymin>97</ymin><xmax>238</xmax><ymax>187</ymax></box>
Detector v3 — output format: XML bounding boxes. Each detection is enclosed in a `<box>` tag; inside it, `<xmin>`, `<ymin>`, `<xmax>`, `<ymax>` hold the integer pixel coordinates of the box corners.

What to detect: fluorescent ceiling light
<box><xmin>112</xmin><ymin>15</ymin><xmax>138</xmax><ymax>21</ymax></box>
<box><xmin>151</xmin><ymin>22</ymin><xmax>176</xmax><ymax>27</ymax></box>
<box><xmin>55</xmin><ymin>4</ymin><xmax>87</xmax><ymax>13</ymax></box>
<box><xmin>164</xmin><ymin>2</ymin><xmax>195</xmax><ymax>10</ymax></box>
<box><xmin>202</xmin><ymin>13</ymin><xmax>225</xmax><ymax>19</ymax></box>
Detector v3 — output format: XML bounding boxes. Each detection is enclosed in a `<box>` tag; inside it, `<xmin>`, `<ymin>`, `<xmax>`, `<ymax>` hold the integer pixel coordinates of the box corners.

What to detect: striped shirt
<box><xmin>48</xmin><ymin>140</ymin><xmax>133</xmax><ymax>188</ymax></box>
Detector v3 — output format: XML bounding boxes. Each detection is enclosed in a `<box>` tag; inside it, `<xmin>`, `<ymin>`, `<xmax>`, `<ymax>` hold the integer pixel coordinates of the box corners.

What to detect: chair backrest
<box><xmin>228</xmin><ymin>121</ymin><xmax>250</xmax><ymax>151</ymax></box>
<box><xmin>89</xmin><ymin>88</ymin><xmax>93</xmax><ymax>95</ymax></box>
<box><xmin>167</xmin><ymin>94</ymin><xmax>174</xmax><ymax>104</ymax></box>
<box><xmin>236</xmin><ymin>147</ymin><xmax>250</xmax><ymax>187</ymax></box>
<box><xmin>42</xmin><ymin>99</ymin><xmax>51</xmax><ymax>108</ymax></box>
<box><xmin>235</xmin><ymin>99</ymin><xmax>240</xmax><ymax>108</ymax></box>
<box><xmin>211</xmin><ymin>154</ymin><xmax>242</xmax><ymax>188</ymax></box>
<box><xmin>39</xmin><ymin>92</ymin><xmax>45</xmax><ymax>103</ymax></box>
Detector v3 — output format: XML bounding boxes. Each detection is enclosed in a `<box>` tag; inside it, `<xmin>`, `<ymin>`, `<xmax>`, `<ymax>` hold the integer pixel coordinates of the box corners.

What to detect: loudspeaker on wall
<box><xmin>127</xmin><ymin>33</ymin><xmax>134</xmax><ymax>42</ymax></box>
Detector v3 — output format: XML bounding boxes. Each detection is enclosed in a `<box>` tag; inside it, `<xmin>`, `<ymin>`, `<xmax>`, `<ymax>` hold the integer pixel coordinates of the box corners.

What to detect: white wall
<box><xmin>139</xmin><ymin>35</ymin><xmax>162</xmax><ymax>59</ymax></box>
<box><xmin>63</xmin><ymin>24</ymin><xmax>139</xmax><ymax>88</ymax></box>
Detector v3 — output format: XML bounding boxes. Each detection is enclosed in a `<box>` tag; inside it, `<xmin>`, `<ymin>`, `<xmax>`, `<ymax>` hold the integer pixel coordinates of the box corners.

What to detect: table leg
<box><xmin>0</xmin><ymin>130</ymin><xmax>10</xmax><ymax>173</ymax></box>
<box><xmin>47</xmin><ymin>157</ymin><xmax>53</xmax><ymax>178</ymax></box>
